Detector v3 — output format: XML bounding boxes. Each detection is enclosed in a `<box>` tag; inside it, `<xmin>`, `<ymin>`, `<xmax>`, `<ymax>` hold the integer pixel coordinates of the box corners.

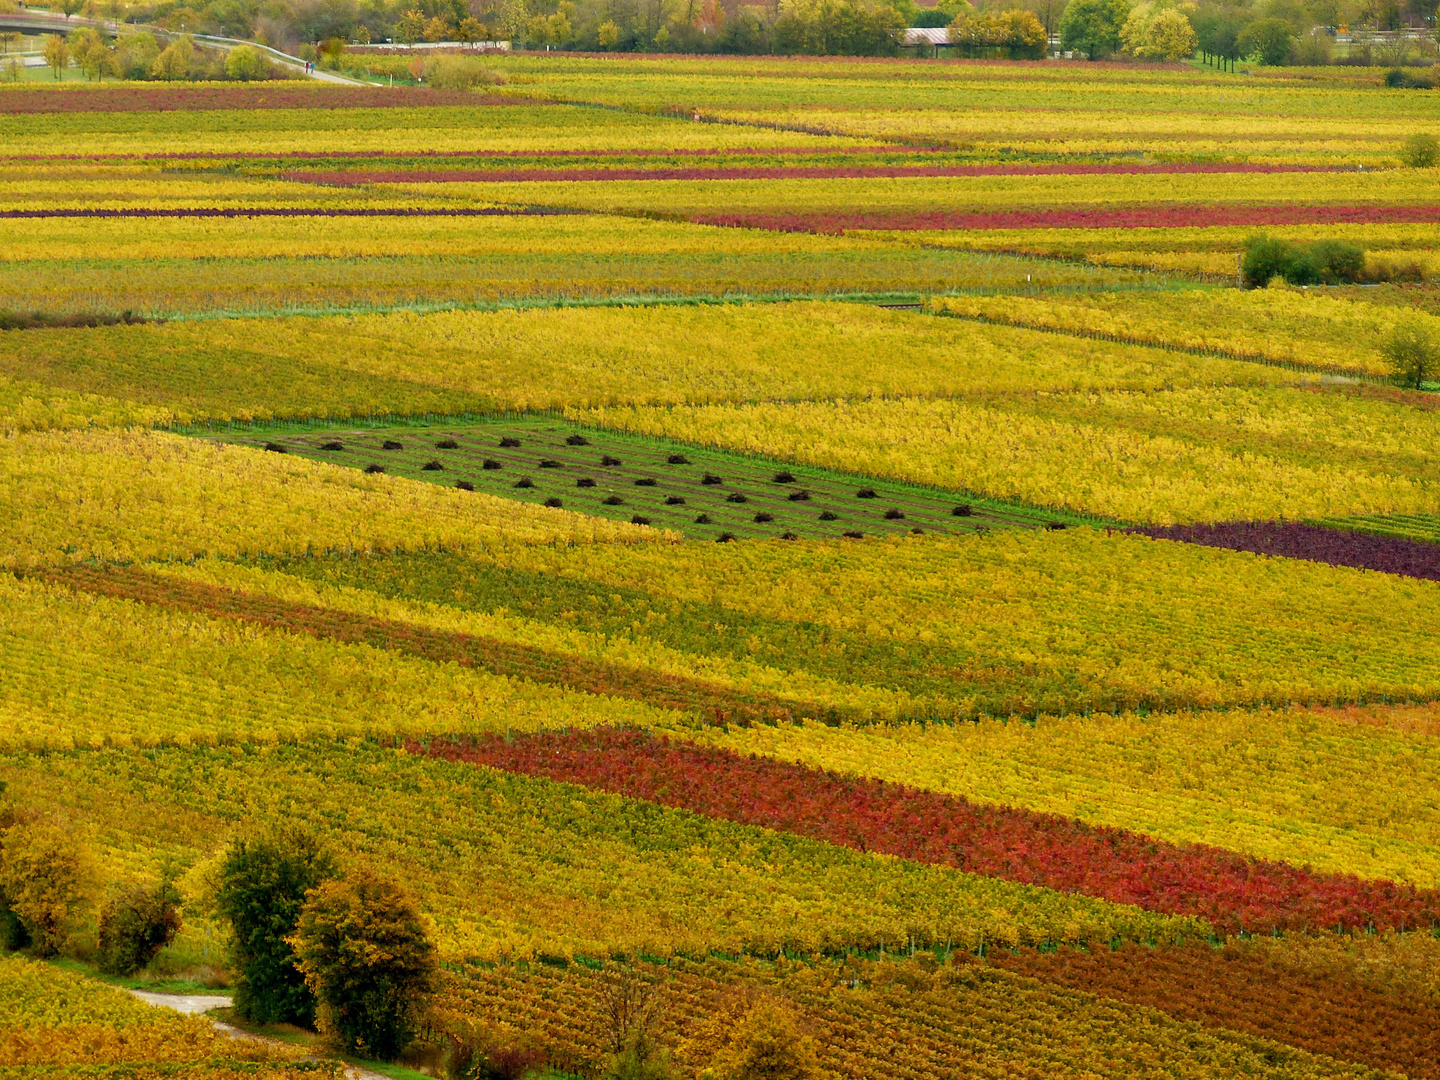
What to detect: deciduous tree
<box><xmin>97</xmin><ymin>879</ymin><xmax>183</xmax><ymax>976</ymax></box>
<box><xmin>0</xmin><ymin>819</ymin><xmax>95</xmax><ymax>957</ymax></box>
<box><xmin>1385</xmin><ymin>321</ymin><xmax>1437</xmax><ymax>390</ymax></box>
<box><xmin>43</xmin><ymin>34</ymin><xmax>69</xmax><ymax>78</ymax></box>
<box><xmin>289</xmin><ymin>866</ymin><xmax>439</xmax><ymax>1062</ymax></box>
<box><xmin>215</xmin><ymin>827</ymin><xmax>337</xmax><ymax>1027</ymax></box>
<box><xmin>1059</xmin><ymin>0</ymin><xmax>1128</xmax><ymax>58</ymax></box>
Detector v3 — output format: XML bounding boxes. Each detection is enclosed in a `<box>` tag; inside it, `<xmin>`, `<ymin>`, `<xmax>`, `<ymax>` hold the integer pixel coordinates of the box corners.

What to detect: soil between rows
<box><xmin>207</xmin><ymin>419</ymin><xmax>1080</xmax><ymax>540</ymax></box>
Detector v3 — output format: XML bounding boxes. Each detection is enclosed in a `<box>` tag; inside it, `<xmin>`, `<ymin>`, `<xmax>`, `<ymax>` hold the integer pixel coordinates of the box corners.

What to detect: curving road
<box><xmin>0</xmin><ymin>10</ymin><xmax>369</xmax><ymax>84</ymax></box>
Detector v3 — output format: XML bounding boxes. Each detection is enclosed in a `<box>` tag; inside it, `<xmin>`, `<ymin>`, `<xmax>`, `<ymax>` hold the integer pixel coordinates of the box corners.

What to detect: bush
<box><xmin>1307</xmin><ymin>240</ymin><xmax>1366</xmax><ymax>284</ymax></box>
<box><xmin>1241</xmin><ymin>234</ymin><xmax>1366</xmax><ymax>288</ymax></box>
<box><xmin>224</xmin><ymin>44</ymin><xmax>268</xmax><ymax>80</ymax></box>
<box><xmin>1290</xmin><ymin>28</ymin><xmax>1332</xmax><ymax>65</ymax></box>
<box><xmin>214</xmin><ymin>828</ymin><xmax>337</xmax><ymax>1027</ymax></box>
<box><xmin>1362</xmin><ymin>254</ymin><xmax>1427</xmax><ymax>283</ymax></box>
<box><xmin>1387</xmin><ymin>67</ymin><xmax>1435</xmax><ymax>89</ymax></box>
<box><xmin>446</xmin><ymin>1031</ymin><xmax>548</xmax><ymax>1080</ymax></box>
<box><xmin>1384</xmin><ymin>321</ymin><xmax>1438</xmax><ymax>389</ymax></box>
<box><xmin>97</xmin><ymin>880</ymin><xmax>183</xmax><ymax>976</ymax></box>
<box><xmin>150</xmin><ymin>35</ymin><xmax>194</xmax><ymax>80</ymax></box>
<box><xmin>1279</xmin><ymin>245</ymin><xmax>1321</xmax><ymax>286</ymax></box>
<box><xmin>0</xmin><ymin>902</ymin><xmax>28</xmax><ymax>950</ymax></box>
<box><xmin>698</xmin><ymin>1000</ymin><xmax>817</xmax><ymax>1080</ymax></box>
<box><xmin>1237</xmin><ymin>17</ymin><xmax>1294</xmax><ymax>65</ymax></box>
<box><xmin>607</xmin><ymin>1027</ymin><xmax>676</xmax><ymax>1080</ymax></box>
<box><xmin>424</xmin><ymin>55</ymin><xmax>496</xmax><ymax>89</ymax></box>
<box><xmin>0</xmin><ymin>820</ymin><xmax>95</xmax><ymax>958</ymax></box>
<box><xmin>289</xmin><ymin>867</ymin><xmax>438</xmax><ymax>1062</ymax></box>
<box><xmin>1401</xmin><ymin>132</ymin><xmax>1440</xmax><ymax>166</ymax></box>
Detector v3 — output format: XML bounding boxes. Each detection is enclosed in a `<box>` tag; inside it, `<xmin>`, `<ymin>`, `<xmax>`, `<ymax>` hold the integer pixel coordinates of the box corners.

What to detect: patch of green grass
<box><xmin>1315</xmin><ymin>513</ymin><xmax>1440</xmax><ymax>545</ymax></box>
<box><xmin>46</xmin><ymin>956</ymin><xmax>228</xmax><ymax>995</ymax></box>
<box><xmin>203</xmin><ymin>416</ymin><xmax>1103</xmax><ymax>540</ymax></box>
<box><xmin>212</xmin><ymin>1007</ymin><xmax>441</xmax><ymax>1080</ymax></box>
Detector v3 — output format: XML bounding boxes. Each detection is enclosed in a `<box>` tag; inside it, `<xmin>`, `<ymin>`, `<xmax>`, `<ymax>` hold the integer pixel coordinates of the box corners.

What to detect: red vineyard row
<box><xmin>0</xmin><ymin>145</ymin><xmax>914</xmax><ymax>163</ymax></box>
<box><xmin>282</xmin><ymin>162</ymin><xmax>1340</xmax><ymax>186</ymax></box>
<box><xmin>414</xmin><ymin>728</ymin><xmax>1440</xmax><ymax>935</ymax></box>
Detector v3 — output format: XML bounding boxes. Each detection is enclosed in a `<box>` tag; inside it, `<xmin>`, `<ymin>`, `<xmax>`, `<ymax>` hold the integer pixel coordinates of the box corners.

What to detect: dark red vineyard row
<box><xmin>415</xmin><ymin>728</ymin><xmax>1440</xmax><ymax>935</ymax></box>
<box><xmin>984</xmin><ymin>941</ymin><xmax>1440</xmax><ymax>1079</ymax></box>
<box><xmin>284</xmin><ymin>162</ymin><xmax>1338</xmax><ymax>185</ymax></box>
<box><xmin>1138</xmin><ymin>522</ymin><xmax>1440</xmax><ymax>581</ymax></box>
<box><xmin>0</xmin><ymin>145</ymin><xmax>910</xmax><ymax>163</ymax></box>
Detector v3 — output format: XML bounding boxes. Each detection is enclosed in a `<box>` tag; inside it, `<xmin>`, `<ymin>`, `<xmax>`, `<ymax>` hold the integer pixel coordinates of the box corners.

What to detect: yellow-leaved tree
<box><xmin>0</xmin><ymin>813</ymin><xmax>96</xmax><ymax>957</ymax></box>
<box><xmin>687</xmin><ymin>993</ymin><xmax>819</xmax><ymax>1080</ymax></box>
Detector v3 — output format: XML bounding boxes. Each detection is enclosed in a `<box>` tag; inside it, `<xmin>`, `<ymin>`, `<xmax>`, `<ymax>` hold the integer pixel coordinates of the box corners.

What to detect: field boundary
<box><xmin>29</xmin><ymin>563</ymin><xmax>864</xmax><ymax>727</ymax></box>
<box><xmin>176</xmin><ymin>411</ymin><xmax>1122</xmax><ymax>530</ymax></box>
<box><xmin>930</xmin><ymin>308</ymin><xmax>1390</xmax><ymax>384</ymax></box>
<box><xmin>149</xmin><ymin>280</ymin><xmax>1183</xmax><ymax>323</ymax></box>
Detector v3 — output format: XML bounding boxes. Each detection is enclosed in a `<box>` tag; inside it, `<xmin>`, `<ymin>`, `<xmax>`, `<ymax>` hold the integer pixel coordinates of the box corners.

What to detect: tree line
<box><xmin>64</xmin><ymin>0</ymin><xmax>1438</xmax><ymax>60</ymax></box>
<box><xmin>38</xmin><ymin>26</ymin><xmax>288</xmax><ymax>80</ymax></box>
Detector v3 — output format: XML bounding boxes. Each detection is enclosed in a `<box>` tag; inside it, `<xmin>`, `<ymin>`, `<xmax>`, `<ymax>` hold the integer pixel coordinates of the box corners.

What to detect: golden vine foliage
<box><xmin>0</xmin><ymin>572</ymin><xmax>673</xmax><ymax>751</ymax></box>
<box><xmin>0</xmin><ymin>429</ymin><xmax>663</xmax><ymax>568</ymax></box>
<box><xmin>931</xmin><ymin>290</ymin><xmax>1440</xmax><ymax>377</ymax></box>
<box><xmin>0</xmin><ymin>952</ymin><xmax>333</xmax><ymax>1073</ymax></box>
<box><xmin>580</xmin><ymin>391</ymin><xmax>1440</xmax><ymax>523</ymax></box>
<box><xmin>445</xmin><ymin>528</ymin><xmax>1440</xmax><ymax>714</ymax></box>
<box><xmin>0</xmin><ymin>376</ymin><xmax>169</xmax><ymax>436</ymax></box>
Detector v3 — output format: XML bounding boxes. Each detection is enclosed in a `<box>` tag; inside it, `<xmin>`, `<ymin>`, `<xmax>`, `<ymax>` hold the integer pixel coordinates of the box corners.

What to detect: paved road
<box><xmin>128</xmin><ymin>988</ymin><xmax>233</xmax><ymax>1013</ymax></box>
<box><xmin>0</xmin><ymin>12</ymin><xmax>370</xmax><ymax>85</ymax></box>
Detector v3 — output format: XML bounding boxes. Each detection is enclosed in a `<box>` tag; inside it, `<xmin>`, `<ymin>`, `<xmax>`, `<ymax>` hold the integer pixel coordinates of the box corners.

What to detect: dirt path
<box><xmin>128</xmin><ymin>990</ymin><xmax>390</xmax><ymax>1080</ymax></box>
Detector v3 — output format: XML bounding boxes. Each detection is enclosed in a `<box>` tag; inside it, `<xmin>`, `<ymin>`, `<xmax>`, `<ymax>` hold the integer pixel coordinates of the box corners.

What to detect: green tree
<box><xmin>0</xmin><ymin>820</ymin><xmax>95</xmax><ymax>957</ymax></box>
<box><xmin>150</xmin><ymin>35</ymin><xmax>195</xmax><ymax>79</ymax></box>
<box><xmin>289</xmin><ymin>867</ymin><xmax>438</xmax><ymax>1062</ymax></box>
<box><xmin>394</xmin><ymin>8</ymin><xmax>426</xmax><ymax>44</ymax></box>
<box><xmin>97</xmin><ymin>879</ymin><xmax>183</xmax><ymax>976</ymax></box>
<box><xmin>80</xmin><ymin>40</ymin><xmax>114</xmax><ymax>80</ymax></box>
<box><xmin>42</xmin><ymin>34</ymin><xmax>69</xmax><ymax>78</ymax></box>
<box><xmin>1237</xmin><ymin>16</ymin><xmax>1294</xmax><ymax>64</ymax></box>
<box><xmin>1306</xmin><ymin>239</ymin><xmax>1365</xmax><ymax>284</ymax></box>
<box><xmin>1194</xmin><ymin>8</ymin><xmax>1243</xmax><ymax>70</ymax></box>
<box><xmin>1384</xmin><ymin>321</ymin><xmax>1437</xmax><ymax>390</ymax></box>
<box><xmin>215</xmin><ymin>828</ymin><xmax>337</xmax><ymax>1027</ymax></box>
<box><xmin>225</xmin><ymin>44</ymin><xmax>267</xmax><ymax>79</ymax></box>
<box><xmin>1058</xmin><ymin>0</ymin><xmax>1129</xmax><ymax>58</ymax></box>
<box><xmin>115</xmin><ymin>31</ymin><xmax>160</xmax><ymax>78</ymax></box>
<box><xmin>1240</xmin><ymin>233</ymin><xmax>1293</xmax><ymax>288</ymax></box>
<box><xmin>717</xmin><ymin>6</ymin><xmax>768</xmax><ymax>50</ymax></box>
<box><xmin>1401</xmin><ymin>132</ymin><xmax>1439</xmax><ymax>167</ymax></box>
